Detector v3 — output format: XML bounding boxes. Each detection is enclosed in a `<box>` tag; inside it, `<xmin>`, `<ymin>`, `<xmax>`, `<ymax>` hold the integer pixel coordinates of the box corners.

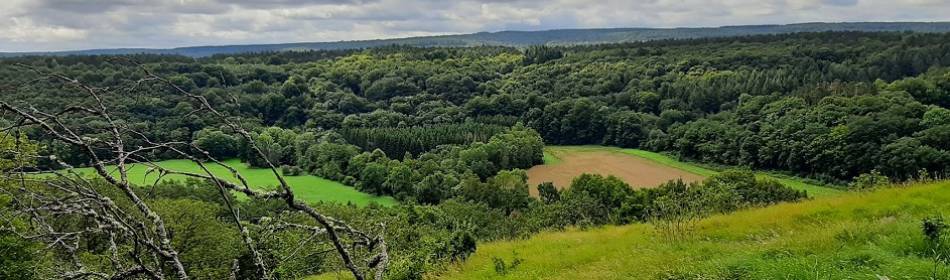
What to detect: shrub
<box><xmin>280</xmin><ymin>165</ymin><xmax>302</xmax><ymax>176</ymax></box>
<box><xmin>447</xmin><ymin>231</ymin><xmax>477</xmax><ymax>260</ymax></box>
<box><xmin>849</xmin><ymin>170</ymin><xmax>890</xmax><ymax>190</ymax></box>
<box><xmin>566</xmin><ymin>174</ymin><xmax>644</xmax><ymax>223</ymax></box>
<box><xmin>921</xmin><ymin>216</ymin><xmax>949</xmax><ymax>263</ymax></box>
<box><xmin>491</xmin><ymin>252</ymin><xmax>523</xmax><ymax>275</ymax></box>
<box><xmin>537</xmin><ymin>182</ymin><xmax>560</xmax><ymax>203</ymax></box>
<box><xmin>923</xmin><ymin>216</ymin><xmax>947</xmax><ymax>243</ymax></box>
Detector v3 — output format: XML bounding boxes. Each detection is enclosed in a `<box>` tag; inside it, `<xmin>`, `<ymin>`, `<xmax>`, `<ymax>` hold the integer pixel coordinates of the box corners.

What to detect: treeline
<box><xmin>524</xmin><ymin>81</ymin><xmax>950</xmax><ymax>181</ymax></box>
<box><xmin>535</xmin><ymin>170</ymin><xmax>807</xmax><ymax>226</ymax></box>
<box><xmin>311</xmin><ymin>125</ymin><xmax>543</xmax><ymax>203</ymax></box>
<box><xmin>194</xmin><ymin>124</ymin><xmax>544</xmax><ymax>204</ymax></box>
<box><xmin>657</xmin><ymin>89</ymin><xmax>950</xmax><ymax>181</ymax></box>
<box><xmin>339</xmin><ymin>123</ymin><xmax>508</xmax><ymax>157</ymax></box>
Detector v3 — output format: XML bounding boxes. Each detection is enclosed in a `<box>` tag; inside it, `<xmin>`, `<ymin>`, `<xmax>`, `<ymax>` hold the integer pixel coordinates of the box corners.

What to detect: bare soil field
<box><xmin>527</xmin><ymin>150</ymin><xmax>705</xmax><ymax>195</ymax></box>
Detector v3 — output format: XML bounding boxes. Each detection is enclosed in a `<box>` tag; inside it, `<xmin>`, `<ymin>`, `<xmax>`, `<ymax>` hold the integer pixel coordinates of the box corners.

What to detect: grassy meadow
<box><xmin>542</xmin><ymin>146</ymin><xmax>844</xmax><ymax>198</ymax></box>
<box><xmin>48</xmin><ymin>159</ymin><xmax>397</xmax><ymax>206</ymax></box>
<box><xmin>437</xmin><ymin>180</ymin><xmax>950</xmax><ymax>279</ymax></box>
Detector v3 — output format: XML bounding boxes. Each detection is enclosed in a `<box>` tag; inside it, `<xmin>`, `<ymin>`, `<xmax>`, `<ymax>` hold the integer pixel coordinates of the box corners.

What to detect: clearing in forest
<box><xmin>42</xmin><ymin>159</ymin><xmax>397</xmax><ymax>206</ymax></box>
<box><xmin>527</xmin><ymin>146</ymin><xmax>842</xmax><ymax>197</ymax></box>
<box><xmin>526</xmin><ymin>146</ymin><xmax>705</xmax><ymax>194</ymax></box>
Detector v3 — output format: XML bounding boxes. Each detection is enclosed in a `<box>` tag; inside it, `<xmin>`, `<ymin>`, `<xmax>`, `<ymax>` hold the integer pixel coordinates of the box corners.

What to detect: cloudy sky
<box><xmin>1</xmin><ymin>0</ymin><xmax>948</xmax><ymax>52</ymax></box>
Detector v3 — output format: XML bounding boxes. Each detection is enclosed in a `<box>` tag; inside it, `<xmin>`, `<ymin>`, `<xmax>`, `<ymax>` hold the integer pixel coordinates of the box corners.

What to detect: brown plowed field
<box><xmin>527</xmin><ymin>151</ymin><xmax>705</xmax><ymax>196</ymax></box>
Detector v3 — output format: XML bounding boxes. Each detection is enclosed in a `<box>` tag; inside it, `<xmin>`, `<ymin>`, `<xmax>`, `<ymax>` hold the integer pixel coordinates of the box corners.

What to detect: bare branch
<box><xmin>0</xmin><ymin>61</ymin><xmax>388</xmax><ymax>280</ymax></box>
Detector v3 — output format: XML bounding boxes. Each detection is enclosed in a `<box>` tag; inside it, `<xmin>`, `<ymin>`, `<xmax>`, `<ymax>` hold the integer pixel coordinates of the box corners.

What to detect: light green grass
<box><xmin>542</xmin><ymin>145</ymin><xmax>843</xmax><ymax>198</ymax></box>
<box><xmin>541</xmin><ymin>151</ymin><xmax>561</xmax><ymax>165</ymax></box>
<box><xmin>437</xmin><ymin>180</ymin><xmax>950</xmax><ymax>279</ymax></box>
<box><xmin>49</xmin><ymin>159</ymin><xmax>397</xmax><ymax>206</ymax></box>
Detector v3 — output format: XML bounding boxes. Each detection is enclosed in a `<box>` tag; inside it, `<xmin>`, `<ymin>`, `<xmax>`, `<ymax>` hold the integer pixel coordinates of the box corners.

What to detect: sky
<box><xmin>1</xmin><ymin>0</ymin><xmax>949</xmax><ymax>52</ymax></box>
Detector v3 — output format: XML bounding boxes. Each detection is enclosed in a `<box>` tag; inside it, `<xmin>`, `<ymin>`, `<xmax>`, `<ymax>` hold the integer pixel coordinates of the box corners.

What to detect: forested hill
<box><xmin>3</xmin><ymin>21</ymin><xmax>950</xmax><ymax>58</ymax></box>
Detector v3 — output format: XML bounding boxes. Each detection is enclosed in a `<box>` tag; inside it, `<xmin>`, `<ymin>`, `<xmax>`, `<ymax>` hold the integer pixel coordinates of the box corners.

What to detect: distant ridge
<box><xmin>3</xmin><ymin>22</ymin><xmax>950</xmax><ymax>58</ymax></box>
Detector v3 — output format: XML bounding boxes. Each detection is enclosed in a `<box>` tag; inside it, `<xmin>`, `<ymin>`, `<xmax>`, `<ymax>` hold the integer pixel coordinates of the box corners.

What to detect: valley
<box><xmin>2</xmin><ymin>27</ymin><xmax>948</xmax><ymax>280</ymax></box>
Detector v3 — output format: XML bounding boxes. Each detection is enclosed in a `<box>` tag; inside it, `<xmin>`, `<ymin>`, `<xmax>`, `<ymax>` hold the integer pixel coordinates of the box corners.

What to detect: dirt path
<box><xmin>526</xmin><ymin>151</ymin><xmax>705</xmax><ymax>196</ymax></box>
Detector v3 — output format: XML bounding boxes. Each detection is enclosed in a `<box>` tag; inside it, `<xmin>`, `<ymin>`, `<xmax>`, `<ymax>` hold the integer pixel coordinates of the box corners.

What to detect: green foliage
<box><xmin>922</xmin><ymin>216</ymin><xmax>947</xmax><ymax>243</ymax></box>
<box><xmin>151</xmin><ymin>199</ymin><xmax>242</xmax><ymax>279</ymax></box>
<box><xmin>240</xmin><ymin>127</ymin><xmax>299</xmax><ymax>167</ymax></box>
<box><xmin>0</xmin><ymin>133</ymin><xmax>37</xmax><ymax>171</ymax></box>
<box><xmin>921</xmin><ymin>106</ymin><xmax>950</xmax><ymax>128</ymax></box>
<box><xmin>920</xmin><ymin>215</ymin><xmax>950</xmax><ymax>265</ymax></box>
<box><xmin>522</xmin><ymin>45</ymin><xmax>563</xmax><ymax>65</ymax></box>
<box><xmin>340</xmin><ymin>123</ymin><xmax>507</xmax><ymax>157</ymax></box>
<box><xmin>364</xmin><ymin>76</ymin><xmax>420</xmax><ymax>100</ymax></box>
<box><xmin>536</xmin><ymin>182</ymin><xmax>559</xmax><ymax>203</ymax></box>
<box><xmin>357</xmin><ymin>162</ymin><xmax>389</xmax><ymax>195</ymax></box>
<box><xmin>192</xmin><ymin>128</ymin><xmax>240</xmax><ymax>159</ymax></box>
<box><xmin>848</xmin><ymin>170</ymin><xmax>890</xmax><ymax>190</ymax></box>
<box><xmin>458</xmin><ymin>170</ymin><xmax>532</xmax><ymax>214</ymax></box>
<box><xmin>491</xmin><ymin>253</ymin><xmax>523</xmax><ymax>276</ymax></box>
<box><xmin>531</xmin><ymin>98</ymin><xmax>608</xmax><ymax>145</ymax></box>
<box><xmin>564</xmin><ymin>174</ymin><xmax>643</xmax><ymax>224</ymax></box>
<box><xmin>0</xmin><ymin>234</ymin><xmax>39</xmax><ymax>280</ymax></box>
<box><xmin>603</xmin><ymin>110</ymin><xmax>656</xmax><ymax>148</ymax></box>
<box><xmin>545</xmin><ymin>170</ymin><xmax>807</xmax><ymax>227</ymax></box>
<box><xmin>447</xmin><ymin>231</ymin><xmax>477</xmax><ymax>261</ymax></box>
<box><xmin>702</xmin><ymin>170</ymin><xmax>808</xmax><ymax>207</ymax></box>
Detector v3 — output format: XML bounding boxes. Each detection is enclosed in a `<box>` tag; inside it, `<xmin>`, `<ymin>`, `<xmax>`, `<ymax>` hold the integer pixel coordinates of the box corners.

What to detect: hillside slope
<box><xmin>3</xmin><ymin>22</ymin><xmax>950</xmax><ymax>57</ymax></box>
<box><xmin>436</xmin><ymin>181</ymin><xmax>950</xmax><ymax>279</ymax></box>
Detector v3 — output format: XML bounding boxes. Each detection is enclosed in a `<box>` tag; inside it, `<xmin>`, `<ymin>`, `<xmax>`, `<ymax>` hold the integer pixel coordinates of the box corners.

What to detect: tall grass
<box><xmin>438</xmin><ymin>181</ymin><xmax>950</xmax><ymax>279</ymax></box>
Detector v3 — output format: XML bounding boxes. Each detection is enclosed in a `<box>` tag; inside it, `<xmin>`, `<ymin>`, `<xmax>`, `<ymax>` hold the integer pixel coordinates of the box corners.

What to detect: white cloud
<box><xmin>0</xmin><ymin>17</ymin><xmax>88</xmax><ymax>43</ymax></box>
<box><xmin>1</xmin><ymin>0</ymin><xmax>948</xmax><ymax>52</ymax></box>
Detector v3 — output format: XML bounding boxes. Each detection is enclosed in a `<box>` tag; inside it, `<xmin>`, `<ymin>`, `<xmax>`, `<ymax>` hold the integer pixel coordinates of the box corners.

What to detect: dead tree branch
<box><xmin>0</xmin><ymin>63</ymin><xmax>388</xmax><ymax>279</ymax></box>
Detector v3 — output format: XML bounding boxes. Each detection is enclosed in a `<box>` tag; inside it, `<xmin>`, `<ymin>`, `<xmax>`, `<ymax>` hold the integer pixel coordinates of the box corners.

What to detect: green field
<box><xmin>50</xmin><ymin>159</ymin><xmax>397</xmax><ymax>206</ymax></box>
<box><xmin>437</xmin><ymin>180</ymin><xmax>950</xmax><ymax>279</ymax></box>
<box><xmin>542</xmin><ymin>146</ymin><xmax>844</xmax><ymax>198</ymax></box>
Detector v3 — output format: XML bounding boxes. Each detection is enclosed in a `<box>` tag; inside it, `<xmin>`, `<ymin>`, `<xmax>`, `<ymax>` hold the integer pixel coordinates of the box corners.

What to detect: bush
<box><xmin>646</xmin><ymin>170</ymin><xmax>807</xmax><ymax>240</ymax></box>
<box><xmin>704</xmin><ymin>170</ymin><xmax>807</xmax><ymax>207</ymax></box>
<box><xmin>849</xmin><ymin>170</ymin><xmax>890</xmax><ymax>190</ymax></box>
<box><xmin>280</xmin><ymin>165</ymin><xmax>302</xmax><ymax>176</ymax></box>
<box><xmin>537</xmin><ymin>182</ymin><xmax>560</xmax><ymax>203</ymax></box>
<box><xmin>491</xmin><ymin>253</ymin><xmax>523</xmax><ymax>275</ymax></box>
<box><xmin>923</xmin><ymin>216</ymin><xmax>947</xmax><ymax>242</ymax></box>
<box><xmin>921</xmin><ymin>216</ymin><xmax>949</xmax><ymax>262</ymax></box>
<box><xmin>565</xmin><ymin>174</ymin><xmax>645</xmax><ymax>224</ymax></box>
<box><xmin>447</xmin><ymin>231</ymin><xmax>477</xmax><ymax>260</ymax></box>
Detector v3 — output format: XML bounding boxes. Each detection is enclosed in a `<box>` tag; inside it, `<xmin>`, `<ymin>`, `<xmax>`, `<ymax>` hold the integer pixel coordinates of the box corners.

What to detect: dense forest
<box><xmin>4</xmin><ymin>31</ymin><xmax>949</xmax><ymax>181</ymax></box>
<box><xmin>1</xmin><ymin>31</ymin><xmax>950</xmax><ymax>279</ymax></box>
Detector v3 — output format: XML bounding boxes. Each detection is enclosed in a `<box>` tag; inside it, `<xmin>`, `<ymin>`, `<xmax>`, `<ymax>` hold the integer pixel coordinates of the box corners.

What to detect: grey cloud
<box><xmin>2</xmin><ymin>0</ymin><xmax>949</xmax><ymax>52</ymax></box>
<box><xmin>823</xmin><ymin>0</ymin><xmax>859</xmax><ymax>6</ymax></box>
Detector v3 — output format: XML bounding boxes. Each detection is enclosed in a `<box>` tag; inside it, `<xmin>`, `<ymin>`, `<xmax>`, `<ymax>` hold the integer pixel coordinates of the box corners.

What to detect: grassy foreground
<box><xmin>437</xmin><ymin>180</ymin><xmax>950</xmax><ymax>279</ymax></box>
<box><xmin>52</xmin><ymin>159</ymin><xmax>397</xmax><ymax>206</ymax></box>
<box><xmin>542</xmin><ymin>146</ymin><xmax>843</xmax><ymax>198</ymax></box>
